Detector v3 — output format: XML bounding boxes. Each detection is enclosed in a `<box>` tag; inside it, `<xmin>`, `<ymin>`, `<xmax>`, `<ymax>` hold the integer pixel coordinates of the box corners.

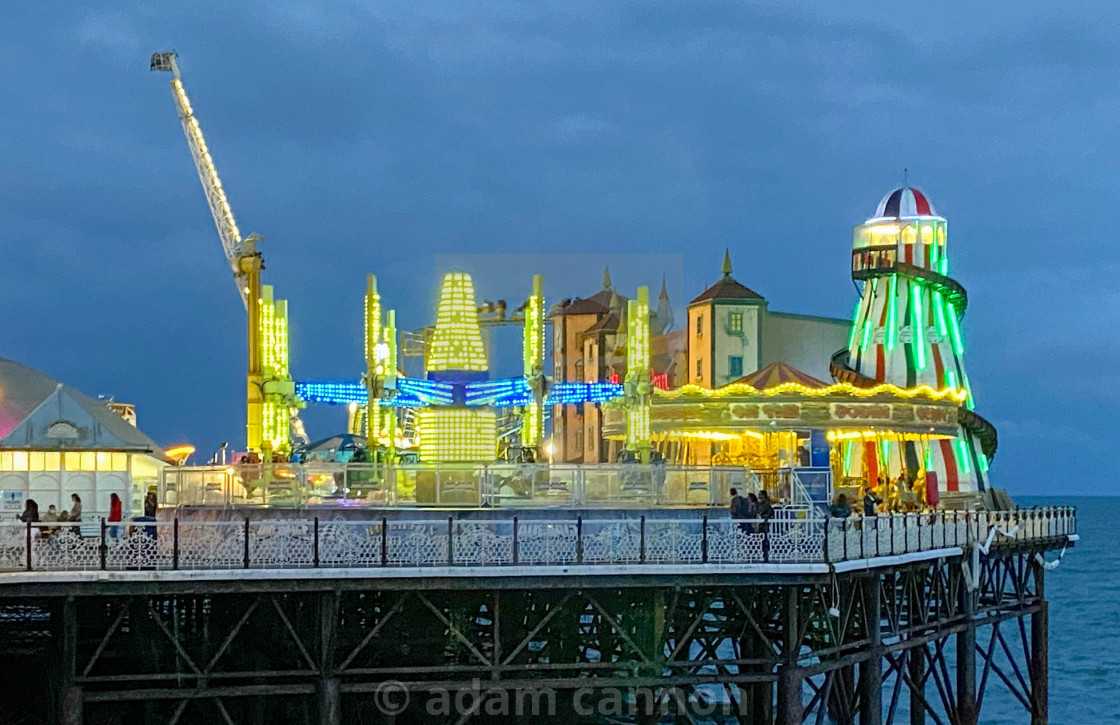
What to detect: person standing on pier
<box><xmin>65</xmin><ymin>494</ymin><xmax>81</xmax><ymax>523</ymax></box>
<box><xmin>108</xmin><ymin>493</ymin><xmax>123</xmax><ymax>538</ymax></box>
<box><xmin>830</xmin><ymin>494</ymin><xmax>852</xmax><ymax>519</ymax></box>
<box><xmin>729</xmin><ymin>488</ymin><xmax>747</xmax><ymax>531</ymax></box>
<box><xmin>757</xmin><ymin>490</ymin><xmax>774</xmax><ymax>533</ymax></box>
<box><xmin>17</xmin><ymin>499</ymin><xmax>39</xmax><ymax>524</ymax></box>
<box><xmin>863</xmin><ymin>487</ymin><xmax>881</xmax><ymax>517</ymax></box>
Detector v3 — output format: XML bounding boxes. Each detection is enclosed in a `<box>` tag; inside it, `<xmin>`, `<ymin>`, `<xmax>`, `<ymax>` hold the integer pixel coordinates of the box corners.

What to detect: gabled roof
<box><xmin>583</xmin><ymin>313</ymin><xmax>622</xmax><ymax>335</ymax></box>
<box><xmin>690</xmin><ymin>277</ymin><xmax>765</xmax><ymax>304</ymax></box>
<box><xmin>690</xmin><ymin>250</ymin><xmax>765</xmax><ymax>305</ymax></box>
<box><xmin>553</xmin><ymin>288</ymin><xmax>628</xmax><ymax>316</ymax></box>
<box><xmin>0</xmin><ymin>358</ymin><xmax>165</xmax><ymax>456</ymax></box>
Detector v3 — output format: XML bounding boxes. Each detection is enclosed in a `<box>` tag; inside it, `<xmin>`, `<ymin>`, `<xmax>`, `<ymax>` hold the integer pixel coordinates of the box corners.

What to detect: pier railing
<box><xmin>0</xmin><ymin>507</ymin><xmax>1075</xmax><ymax>573</ymax></box>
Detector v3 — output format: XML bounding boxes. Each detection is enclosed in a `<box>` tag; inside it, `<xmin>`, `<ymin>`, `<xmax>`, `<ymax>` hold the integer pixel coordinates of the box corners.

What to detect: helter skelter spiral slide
<box><xmin>831</xmin><ymin>186</ymin><xmax>998</xmax><ymax>497</ymax></box>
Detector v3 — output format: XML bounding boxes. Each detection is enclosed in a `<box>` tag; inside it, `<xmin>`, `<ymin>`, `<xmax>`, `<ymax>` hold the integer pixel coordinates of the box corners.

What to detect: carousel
<box><xmin>602</xmin><ymin>362</ymin><xmax>967</xmax><ymax>511</ymax></box>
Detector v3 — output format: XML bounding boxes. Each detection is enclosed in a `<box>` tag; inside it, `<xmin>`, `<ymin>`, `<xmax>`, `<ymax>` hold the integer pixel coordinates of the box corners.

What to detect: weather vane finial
<box><xmin>904</xmin><ymin>168</ymin><xmax>909</xmax><ymax>187</ymax></box>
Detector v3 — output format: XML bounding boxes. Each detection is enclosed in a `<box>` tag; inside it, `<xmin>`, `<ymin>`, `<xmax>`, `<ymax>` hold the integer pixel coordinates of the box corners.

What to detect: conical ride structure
<box><xmin>832</xmin><ymin>186</ymin><xmax>998</xmax><ymax>498</ymax></box>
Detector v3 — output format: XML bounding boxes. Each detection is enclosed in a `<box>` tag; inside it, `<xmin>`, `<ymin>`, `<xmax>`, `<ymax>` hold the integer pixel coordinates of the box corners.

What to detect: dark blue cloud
<box><xmin>0</xmin><ymin>1</ymin><xmax>1114</xmax><ymax>493</ymax></box>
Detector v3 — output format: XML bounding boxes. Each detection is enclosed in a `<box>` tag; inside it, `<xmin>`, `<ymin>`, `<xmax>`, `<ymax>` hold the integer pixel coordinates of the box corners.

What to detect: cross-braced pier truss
<box><xmin>0</xmin><ymin>508</ymin><xmax>1073</xmax><ymax>724</ymax></box>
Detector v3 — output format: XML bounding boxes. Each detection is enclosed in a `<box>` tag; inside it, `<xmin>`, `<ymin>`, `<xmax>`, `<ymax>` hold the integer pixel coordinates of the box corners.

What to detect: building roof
<box><xmin>553</xmin><ymin>288</ymin><xmax>628</xmax><ymax>317</ymax></box>
<box><xmin>0</xmin><ymin>358</ymin><xmax>165</xmax><ymax>455</ymax></box>
<box><xmin>689</xmin><ymin>250</ymin><xmax>765</xmax><ymax>304</ymax></box>
<box><xmin>690</xmin><ymin>277</ymin><xmax>764</xmax><ymax>304</ymax></box>
<box><xmin>583</xmin><ymin>312</ymin><xmax>621</xmax><ymax>335</ymax></box>
<box><xmin>873</xmin><ymin>186</ymin><xmax>939</xmax><ymax>219</ymax></box>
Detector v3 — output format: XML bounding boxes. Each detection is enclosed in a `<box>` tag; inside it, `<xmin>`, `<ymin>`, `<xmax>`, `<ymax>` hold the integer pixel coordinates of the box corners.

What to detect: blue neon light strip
<box><xmin>464</xmin><ymin>378</ymin><xmax>532</xmax><ymax>406</ymax></box>
<box><xmin>296</xmin><ymin>381</ymin><xmax>367</xmax><ymax>405</ymax></box>
<box><xmin>397</xmin><ymin>377</ymin><xmax>455</xmax><ymax>405</ymax></box>
<box><xmin>297</xmin><ymin>379</ymin><xmax>626</xmax><ymax>408</ymax></box>
<box><xmin>547</xmin><ymin>382</ymin><xmax>624</xmax><ymax>405</ymax></box>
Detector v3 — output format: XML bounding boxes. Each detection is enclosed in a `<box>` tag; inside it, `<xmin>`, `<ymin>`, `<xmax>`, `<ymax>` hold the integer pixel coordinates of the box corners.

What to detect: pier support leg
<box><xmin>777</xmin><ymin>666</ymin><xmax>804</xmax><ymax>725</ymax></box>
<box><xmin>1031</xmin><ymin>565</ymin><xmax>1048</xmax><ymax>725</ymax></box>
<box><xmin>775</xmin><ymin>587</ymin><xmax>802</xmax><ymax>724</ymax></box>
<box><xmin>738</xmin><ymin>631</ymin><xmax>773</xmax><ymax>723</ymax></box>
<box><xmin>319</xmin><ymin>590</ymin><xmax>341</xmax><ymax>725</ymax></box>
<box><xmin>957</xmin><ymin>578</ymin><xmax>978</xmax><ymax>725</ymax></box>
<box><xmin>61</xmin><ymin>687</ymin><xmax>83</xmax><ymax>725</ymax></box>
<box><xmin>859</xmin><ymin>577</ymin><xmax>882</xmax><ymax>725</ymax></box>
<box><xmin>908</xmin><ymin>646</ymin><xmax>925</xmax><ymax>725</ymax></box>
<box><xmin>57</xmin><ymin>596</ymin><xmax>82</xmax><ymax>725</ymax></box>
<box><xmin>317</xmin><ymin>678</ymin><xmax>341</xmax><ymax>725</ymax></box>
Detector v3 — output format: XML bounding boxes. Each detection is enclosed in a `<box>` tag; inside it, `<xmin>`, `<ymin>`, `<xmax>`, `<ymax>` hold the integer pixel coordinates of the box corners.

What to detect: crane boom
<box><xmin>151</xmin><ymin>51</ymin><xmax>251</xmax><ymax>307</ymax></box>
<box><xmin>150</xmin><ymin>50</ymin><xmax>309</xmax><ymax>456</ymax></box>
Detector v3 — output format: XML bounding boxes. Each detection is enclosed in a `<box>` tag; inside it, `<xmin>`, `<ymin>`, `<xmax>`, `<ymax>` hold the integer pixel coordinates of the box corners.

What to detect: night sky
<box><xmin>0</xmin><ymin>3</ymin><xmax>1114</xmax><ymax>495</ymax></box>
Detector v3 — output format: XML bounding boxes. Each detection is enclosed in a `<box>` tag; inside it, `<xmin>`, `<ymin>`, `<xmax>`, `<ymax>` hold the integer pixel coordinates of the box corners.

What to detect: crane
<box><xmin>151</xmin><ymin>51</ymin><xmax>302</xmax><ymax>455</ymax></box>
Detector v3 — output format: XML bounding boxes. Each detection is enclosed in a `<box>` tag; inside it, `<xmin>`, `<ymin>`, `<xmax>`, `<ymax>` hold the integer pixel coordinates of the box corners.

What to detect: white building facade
<box><xmin>0</xmin><ymin>359</ymin><xmax>166</xmax><ymax>519</ymax></box>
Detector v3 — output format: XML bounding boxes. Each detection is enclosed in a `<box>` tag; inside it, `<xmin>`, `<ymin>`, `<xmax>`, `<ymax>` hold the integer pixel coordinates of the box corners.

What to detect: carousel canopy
<box><xmin>732</xmin><ymin>362</ymin><xmax>828</xmax><ymax>390</ymax></box>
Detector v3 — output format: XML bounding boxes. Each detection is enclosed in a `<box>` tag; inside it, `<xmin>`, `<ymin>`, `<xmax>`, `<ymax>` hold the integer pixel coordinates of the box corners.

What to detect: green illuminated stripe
<box><xmin>932</xmin><ymin>290</ymin><xmax>949</xmax><ymax>336</ymax></box>
<box><xmin>957</xmin><ymin>439</ymin><xmax>971</xmax><ymax>474</ymax></box>
<box><xmin>945</xmin><ymin>369</ymin><xmax>958</xmax><ymax>390</ymax></box>
<box><xmin>848</xmin><ymin>301</ymin><xmax>860</xmax><ymax>349</ymax></box>
<box><xmin>925</xmin><ymin>443</ymin><xmax>934</xmax><ymax>470</ymax></box>
<box><xmin>844</xmin><ymin>440</ymin><xmax>855</xmax><ymax>474</ymax></box>
<box><xmin>886</xmin><ymin>275</ymin><xmax>898</xmax><ymax>351</ymax></box>
<box><xmin>929</xmin><ymin>225</ymin><xmax>940</xmax><ymax>265</ymax></box>
<box><xmin>978</xmin><ymin>451</ymin><xmax>989</xmax><ymax>473</ymax></box>
<box><xmin>860</xmin><ymin>279</ymin><xmax>877</xmax><ymax>351</ymax></box>
<box><xmin>910</xmin><ymin>283</ymin><xmax>926</xmax><ymax>370</ymax></box>
<box><xmin>880</xmin><ymin>438</ymin><xmax>890</xmax><ymax>466</ymax></box>
<box><xmin>962</xmin><ymin>372</ymin><xmax>976</xmax><ymax>411</ymax></box>
<box><xmin>946</xmin><ymin>301</ymin><xmax>964</xmax><ymax>354</ymax></box>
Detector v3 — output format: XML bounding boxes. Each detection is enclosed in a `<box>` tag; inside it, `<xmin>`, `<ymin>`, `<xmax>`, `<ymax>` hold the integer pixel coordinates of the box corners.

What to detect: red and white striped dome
<box><xmin>873</xmin><ymin>187</ymin><xmax>938</xmax><ymax>219</ymax></box>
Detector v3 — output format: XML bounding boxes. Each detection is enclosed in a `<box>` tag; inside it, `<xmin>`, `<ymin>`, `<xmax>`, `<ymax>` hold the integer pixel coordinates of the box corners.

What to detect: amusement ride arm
<box><xmin>150</xmin><ymin>51</ymin><xmax>256</xmax><ymax>308</ymax></box>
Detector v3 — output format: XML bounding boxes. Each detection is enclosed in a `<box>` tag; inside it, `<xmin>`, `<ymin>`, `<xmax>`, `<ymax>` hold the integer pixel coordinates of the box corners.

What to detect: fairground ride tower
<box><xmin>832</xmin><ymin>187</ymin><xmax>998</xmax><ymax>497</ymax></box>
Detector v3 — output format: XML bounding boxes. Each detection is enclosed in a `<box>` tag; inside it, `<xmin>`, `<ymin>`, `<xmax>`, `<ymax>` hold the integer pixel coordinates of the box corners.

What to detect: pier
<box><xmin>0</xmin><ymin>505</ymin><xmax>1074</xmax><ymax>724</ymax></box>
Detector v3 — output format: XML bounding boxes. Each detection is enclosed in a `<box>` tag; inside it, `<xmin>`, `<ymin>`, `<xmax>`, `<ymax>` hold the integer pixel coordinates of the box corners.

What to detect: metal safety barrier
<box><xmin>0</xmin><ymin>507</ymin><xmax>1075</xmax><ymax>573</ymax></box>
<box><xmin>158</xmin><ymin>462</ymin><xmax>763</xmax><ymax>509</ymax></box>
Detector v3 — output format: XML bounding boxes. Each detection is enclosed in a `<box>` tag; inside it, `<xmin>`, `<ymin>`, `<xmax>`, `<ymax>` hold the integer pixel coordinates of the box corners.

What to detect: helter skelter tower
<box><xmin>832</xmin><ymin>187</ymin><xmax>998</xmax><ymax>495</ymax></box>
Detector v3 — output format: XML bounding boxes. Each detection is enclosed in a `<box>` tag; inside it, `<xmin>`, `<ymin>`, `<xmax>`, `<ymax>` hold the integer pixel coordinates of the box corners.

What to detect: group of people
<box><xmin>17</xmin><ymin>493</ymin><xmax>85</xmax><ymax>526</ymax></box>
<box><xmin>728</xmin><ymin>487</ymin><xmax>774</xmax><ymax>533</ymax></box>
<box><xmin>828</xmin><ymin>489</ymin><xmax>882</xmax><ymax>519</ymax></box>
<box><xmin>16</xmin><ymin>492</ymin><xmax>154</xmax><ymax>539</ymax></box>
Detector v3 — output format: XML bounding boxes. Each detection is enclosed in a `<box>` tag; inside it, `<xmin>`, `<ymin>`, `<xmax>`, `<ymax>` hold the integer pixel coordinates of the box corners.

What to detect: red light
<box><xmin>609</xmin><ymin>374</ymin><xmax>620</xmax><ymax>384</ymax></box>
<box><xmin>650</xmin><ymin>373</ymin><xmax>669</xmax><ymax>390</ymax></box>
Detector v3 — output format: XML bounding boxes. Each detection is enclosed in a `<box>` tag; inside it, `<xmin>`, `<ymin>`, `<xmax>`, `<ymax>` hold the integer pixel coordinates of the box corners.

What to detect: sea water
<box><xmin>1013</xmin><ymin>496</ymin><xmax>1119</xmax><ymax>724</ymax></box>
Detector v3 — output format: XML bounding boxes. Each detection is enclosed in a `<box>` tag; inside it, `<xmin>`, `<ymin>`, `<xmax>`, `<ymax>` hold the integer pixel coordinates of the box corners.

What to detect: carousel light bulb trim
<box><xmin>654</xmin><ymin>380</ymin><xmax>968</xmax><ymax>403</ymax></box>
